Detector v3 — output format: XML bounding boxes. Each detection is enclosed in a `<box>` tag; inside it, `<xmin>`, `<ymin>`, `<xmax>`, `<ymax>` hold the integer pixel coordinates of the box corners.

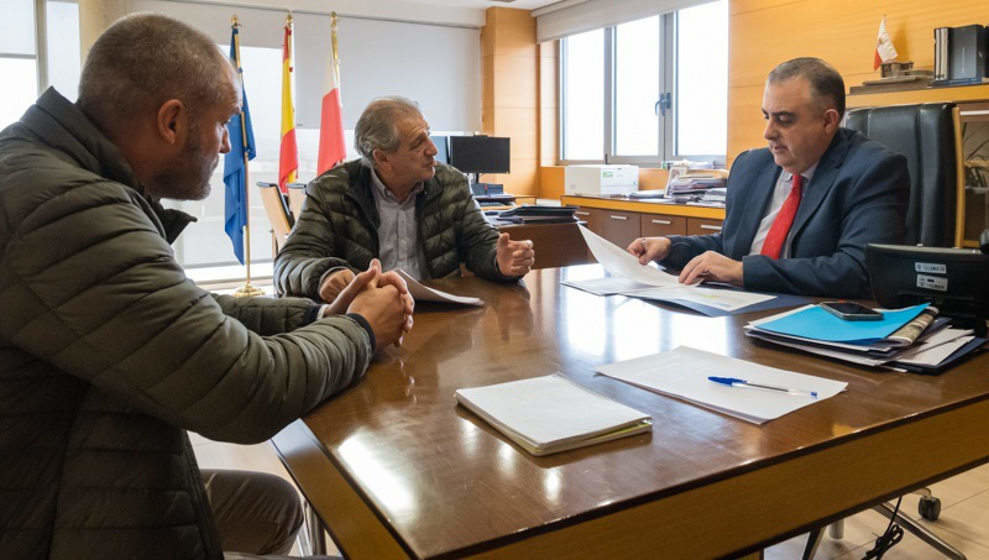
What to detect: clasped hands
<box><xmin>320</xmin><ymin>260</ymin><xmax>414</xmax><ymax>350</ymax></box>
<box><xmin>626</xmin><ymin>237</ymin><xmax>743</xmax><ymax>286</ymax></box>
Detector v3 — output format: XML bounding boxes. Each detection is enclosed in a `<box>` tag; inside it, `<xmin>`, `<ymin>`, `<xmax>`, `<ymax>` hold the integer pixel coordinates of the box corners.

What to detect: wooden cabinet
<box><xmin>586</xmin><ymin>209</ymin><xmax>640</xmax><ymax>250</ymax></box>
<box><xmin>561</xmin><ymin>196</ymin><xmax>726</xmax><ymax>259</ymax></box>
<box><xmin>686</xmin><ymin>218</ymin><xmax>724</xmax><ymax>236</ymax></box>
<box><xmin>640</xmin><ymin>215</ymin><xmax>687</xmax><ymax>237</ymax></box>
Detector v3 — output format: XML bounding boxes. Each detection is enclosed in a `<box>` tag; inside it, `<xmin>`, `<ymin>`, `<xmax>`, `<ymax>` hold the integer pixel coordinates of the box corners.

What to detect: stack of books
<box><xmin>745</xmin><ymin>303</ymin><xmax>985</xmax><ymax>374</ymax></box>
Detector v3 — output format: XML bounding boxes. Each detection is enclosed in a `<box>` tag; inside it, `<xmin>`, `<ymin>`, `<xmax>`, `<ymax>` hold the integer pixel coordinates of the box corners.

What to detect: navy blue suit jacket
<box><xmin>661</xmin><ymin>128</ymin><xmax>909</xmax><ymax>298</ymax></box>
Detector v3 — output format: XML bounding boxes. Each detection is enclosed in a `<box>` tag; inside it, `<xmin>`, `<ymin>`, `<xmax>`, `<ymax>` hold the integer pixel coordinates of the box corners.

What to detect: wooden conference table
<box><xmin>271</xmin><ymin>266</ymin><xmax>989</xmax><ymax>559</ymax></box>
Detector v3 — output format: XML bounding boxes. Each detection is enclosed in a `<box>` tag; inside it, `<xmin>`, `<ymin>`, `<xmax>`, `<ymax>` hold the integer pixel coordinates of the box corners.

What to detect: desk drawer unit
<box><xmin>640</xmin><ymin>214</ymin><xmax>687</xmax><ymax>237</ymax></box>
<box><xmin>686</xmin><ymin>218</ymin><xmax>724</xmax><ymax>236</ymax></box>
<box><xmin>582</xmin><ymin>208</ymin><xmax>640</xmax><ymax>249</ymax></box>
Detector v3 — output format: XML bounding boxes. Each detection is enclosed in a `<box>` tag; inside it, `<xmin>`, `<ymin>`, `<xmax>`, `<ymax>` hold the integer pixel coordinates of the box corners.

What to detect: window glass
<box><xmin>46</xmin><ymin>0</ymin><xmax>81</xmax><ymax>101</ymax></box>
<box><xmin>614</xmin><ymin>15</ymin><xmax>659</xmax><ymax>156</ymax></box>
<box><xmin>166</xmin><ymin>45</ymin><xmax>282</xmax><ymax>268</ymax></box>
<box><xmin>675</xmin><ymin>0</ymin><xmax>728</xmax><ymax>157</ymax></box>
<box><xmin>0</xmin><ymin>0</ymin><xmax>36</xmax><ymax>56</ymax></box>
<box><xmin>562</xmin><ymin>28</ymin><xmax>603</xmax><ymax>161</ymax></box>
<box><xmin>0</xmin><ymin>58</ymin><xmax>37</xmax><ymax>129</ymax></box>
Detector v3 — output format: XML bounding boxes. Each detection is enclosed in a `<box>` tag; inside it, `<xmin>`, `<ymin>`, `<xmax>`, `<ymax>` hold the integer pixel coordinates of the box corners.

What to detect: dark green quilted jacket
<box><xmin>274</xmin><ymin>159</ymin><xmax>514</xmax><ymax>299</ymax></box>
<box><xmin>0</xmin><ymin>89</ymin><xmax>373</xmax><ymax>559</ymax></box>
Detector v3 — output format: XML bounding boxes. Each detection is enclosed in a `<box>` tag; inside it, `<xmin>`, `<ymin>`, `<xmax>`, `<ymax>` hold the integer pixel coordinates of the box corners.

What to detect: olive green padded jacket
<box><xmin>273</xmin><ymin>159</ymin><xmax>515</xmax><ymax>299</ymax></box>
<box><xmin>0</xmin><ymin>89</ymin><xmax>373</xmax><ymax>559</ymax></box>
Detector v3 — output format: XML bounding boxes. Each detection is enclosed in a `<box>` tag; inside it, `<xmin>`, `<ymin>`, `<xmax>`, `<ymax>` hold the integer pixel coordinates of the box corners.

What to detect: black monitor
<box><xmin>866</xmin><ymin>243</ymin><xmax>989</xmax><ymax>322</ymax></box>
<box><xmin>448</xmin><ymin>135</ymin><xmax>510</xmax><ymax>174</ymax></box>
<box><xmin>430</xmin><ymin>135</ymin><xmax>449</xmax><ymax>165</ymax></box>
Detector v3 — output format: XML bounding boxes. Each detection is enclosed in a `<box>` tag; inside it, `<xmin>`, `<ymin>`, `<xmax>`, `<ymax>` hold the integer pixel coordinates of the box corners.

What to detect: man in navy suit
<box><xmin>628</xmin><ymin>57</ymin><xmax>908</xmax><ymax>297</ymax></box>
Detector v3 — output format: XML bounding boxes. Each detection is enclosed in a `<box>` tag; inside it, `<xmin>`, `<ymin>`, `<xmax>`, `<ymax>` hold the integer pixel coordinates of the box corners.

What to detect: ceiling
<box><xmin>404</xmin><ymin>0</ymin><xmax>564</xmax><ymax>11</ymax></box>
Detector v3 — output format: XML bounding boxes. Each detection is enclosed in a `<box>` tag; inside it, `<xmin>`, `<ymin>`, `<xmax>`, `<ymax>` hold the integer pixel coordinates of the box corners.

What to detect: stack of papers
<box><xmin>455</xmin><ymin>375</ymin><xmax>652</xmax><ymax>456</ymax></box>
<box><xmin>564</xmin><ymin>226</ymin><xmax>807</xmax><ymax>316</ymax></box>
<box><xmin>397</xmin><ymin>270</ymin><xmax>483</xmax><ymax>306</ymax></box>
<box><xmin>745</xmin><ymin>304</ymin><xmax>985</xmax><ymax>373</ymax></box>
<box><xmin>596</xmin><ymin>346</ymin><xmax>847</xmax><ymax>424</ymax></box>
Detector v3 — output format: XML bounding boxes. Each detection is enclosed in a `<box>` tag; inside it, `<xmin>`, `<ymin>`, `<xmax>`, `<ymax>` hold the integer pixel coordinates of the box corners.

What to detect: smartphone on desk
<box><xmin>820</xmin><ymin>301</ymin><xmax>883</xmax><ymax>321</ymax></box>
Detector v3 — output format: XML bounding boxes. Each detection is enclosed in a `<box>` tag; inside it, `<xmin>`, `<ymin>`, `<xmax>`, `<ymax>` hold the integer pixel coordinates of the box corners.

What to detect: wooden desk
<box><xmin>272</xmin><ymin>267</ymin><xmax>989</xmax><ymax>559</ymax></box>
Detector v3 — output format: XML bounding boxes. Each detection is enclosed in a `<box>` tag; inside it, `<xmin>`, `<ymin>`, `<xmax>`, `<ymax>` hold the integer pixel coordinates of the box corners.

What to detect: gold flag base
<box><xmin>232</xmin><ymin>282</ymin><xmax>265</xmax><ymax>298</ymax></box>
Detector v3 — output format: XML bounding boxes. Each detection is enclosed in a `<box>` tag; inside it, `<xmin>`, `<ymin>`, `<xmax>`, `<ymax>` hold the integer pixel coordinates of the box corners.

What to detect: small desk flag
<box><xmin>874</xmin><ymin>15</ymin><xmax>898</xmax><ymax>70</ymax></box>
<box><xmin>223</xmin><ymin>22</ymin><xmax>256</xmax><ymax>265</ymax></box>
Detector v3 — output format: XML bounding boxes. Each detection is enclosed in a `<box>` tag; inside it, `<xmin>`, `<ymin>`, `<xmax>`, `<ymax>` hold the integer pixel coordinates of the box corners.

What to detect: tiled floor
<box><xmin>192</xmin><ymin>433</ymin><xmax>989</xmax><ymax>559</ymax></box>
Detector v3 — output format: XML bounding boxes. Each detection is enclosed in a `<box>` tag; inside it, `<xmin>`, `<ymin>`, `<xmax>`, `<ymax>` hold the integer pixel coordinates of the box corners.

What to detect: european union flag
<box><xmin>224</xmin><ymin>24</ymin><xmax>256</xmax><ymax>264</ymax></box>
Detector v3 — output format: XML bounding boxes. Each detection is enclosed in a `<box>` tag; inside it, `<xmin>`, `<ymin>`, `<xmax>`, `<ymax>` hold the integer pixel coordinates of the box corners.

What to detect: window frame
<box><xmin>558</xmin><ymin>8</ymin><xmax>726</xmax><ymax>166</ymax></box>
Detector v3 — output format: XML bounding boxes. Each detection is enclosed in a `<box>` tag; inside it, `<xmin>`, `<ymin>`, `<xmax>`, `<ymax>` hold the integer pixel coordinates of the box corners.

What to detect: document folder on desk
<box><xmin>455</xmin><ymin>375</ymin><xmax>652</xmax><ymax>456</ymax></box>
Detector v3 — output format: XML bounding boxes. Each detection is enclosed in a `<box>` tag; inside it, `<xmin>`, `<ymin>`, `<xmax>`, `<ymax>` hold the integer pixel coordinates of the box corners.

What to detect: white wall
<box><xmin>133</xmin><ymin>0</ymin><xmax>482</xmax><ymax>136</ymax></box>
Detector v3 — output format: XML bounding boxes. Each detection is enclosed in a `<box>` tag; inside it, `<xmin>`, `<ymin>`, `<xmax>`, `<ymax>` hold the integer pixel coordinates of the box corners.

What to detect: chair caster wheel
<box><xmin>919</xmin><ymin>496</ymin><xmax>941</xmax><ymax>521</ymax></box>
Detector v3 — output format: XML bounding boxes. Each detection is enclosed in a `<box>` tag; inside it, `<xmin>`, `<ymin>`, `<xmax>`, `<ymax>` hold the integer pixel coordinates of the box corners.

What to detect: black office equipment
<box><xmin>448</xmin><ymin>135</ymin><xmax>510</xmax><ymax>174</ymax></box>
<box><xmin>431</xmin><ymin>135</ymin><xmax>449</xmax><ymax>165</ymax></box>
<box><xmin>866</xmin><ymin>243</ymin><xmax>989</xmax><ymax>332</ymax></box>
<box><xmin>497</xmin><ymin>205</ymin><xmax>578</xmax><ymax>224</ymax></box>
<box><xmin>933</xmin><ymin>25</ymin><xmax>989</xmax><ymax>85</ymax></box>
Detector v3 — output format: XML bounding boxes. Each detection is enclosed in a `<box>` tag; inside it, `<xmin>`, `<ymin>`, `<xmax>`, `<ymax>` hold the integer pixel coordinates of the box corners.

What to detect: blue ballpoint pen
<box><xmin>708</xmin><ymin>376</ymin><xmax>818</xmax><ymax>399</ymax></box>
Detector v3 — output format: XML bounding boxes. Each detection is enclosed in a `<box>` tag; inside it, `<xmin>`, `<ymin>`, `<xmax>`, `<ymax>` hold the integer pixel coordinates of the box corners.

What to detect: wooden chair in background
<box><xmin>287</xmin><ymin>182</ymin><xmax>307</xmax><ymax>221</ymax></box>
<box><xmin>257</xmin><ymin>182</ymin><xmax>293</xmax><ymax>253</ymax></box>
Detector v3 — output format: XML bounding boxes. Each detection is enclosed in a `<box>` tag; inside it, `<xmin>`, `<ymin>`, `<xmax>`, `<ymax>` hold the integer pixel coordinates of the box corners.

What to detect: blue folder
<box><xmin>755</xmin><ymin>303</ymin><xmax>929</xmax><ymax>344</ymax></box>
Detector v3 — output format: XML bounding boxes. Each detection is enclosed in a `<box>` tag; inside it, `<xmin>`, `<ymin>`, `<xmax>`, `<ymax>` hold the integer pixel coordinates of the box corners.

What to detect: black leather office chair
<box><xmin>801</xmin><ymin>104</ymin><xmax>967</xmax><ymax>560</ymax></box>
<box><xmin>845</xmin><ymin>103</ymin><xmax>963</xmax><ymax>247</ymax></box>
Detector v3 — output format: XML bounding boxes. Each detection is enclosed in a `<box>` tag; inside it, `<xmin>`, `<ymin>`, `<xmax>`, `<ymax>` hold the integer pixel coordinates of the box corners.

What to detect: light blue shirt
<box><xmin>370</xmin><ymin>168</ymin><xmax>428</xmax><ymax>280</ymax></box>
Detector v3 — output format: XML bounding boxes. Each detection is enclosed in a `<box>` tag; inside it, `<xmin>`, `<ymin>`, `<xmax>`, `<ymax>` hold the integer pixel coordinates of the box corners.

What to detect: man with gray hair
<box><xmin>628</xmin><ymin>57</ymin><xmax>908</xmax><ymax>297</ymax></box>
<box><xmin>274</xmin><ymin>96</ymin><xmax>535</xmax><ymax>303</ymax></box>
<box><xmin>0</xmin><ymin>13</ymin><xmax>410</xmax><ymax>559</ymax></box>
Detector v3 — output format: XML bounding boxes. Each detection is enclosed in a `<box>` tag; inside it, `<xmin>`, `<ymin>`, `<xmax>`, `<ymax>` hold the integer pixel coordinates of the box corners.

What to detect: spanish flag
<box><xmin>317</xmin><ymin>12</ymin><xmax>346</xmax><ymax>176</ymax></box>
<box><xmin>278</xmin><ymin>14</ymin><xmax>299</xmax><ymax>194</ymax></box>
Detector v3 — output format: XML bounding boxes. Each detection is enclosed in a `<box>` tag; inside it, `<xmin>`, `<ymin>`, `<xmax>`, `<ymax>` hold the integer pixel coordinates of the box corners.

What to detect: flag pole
<box><xmin>331</xmin><ymin>12</ymin><xmax>340</xmax><ymax>83</ymax></box>
<box><xmin>232</xmin><ymin>15</ymin><xmax>262</xmax><ymax>297</ymax></box>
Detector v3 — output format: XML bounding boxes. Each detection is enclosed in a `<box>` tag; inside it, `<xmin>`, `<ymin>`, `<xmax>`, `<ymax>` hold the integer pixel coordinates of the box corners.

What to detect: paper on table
<box><xmin>894</xmin><ymin>330</ymin><xmax>976</xmax><ymax>366</ymax></box>
<box><xmin>596</xmin><ymin>346</ymin><xmax>847</xmax><ymax>424</ymax></box>
<box><xmin>578</xmin><ymin>225</ymin><xmax>681</xmax><ymax>287</ymax></box>
<box><xmin>455</xmin><ymin>374</ymin><xmax>652</xmax><ymax>456</ymax></box>
<box><xmin>397</xmin><ymin>270</ymin><xmax>483</xmax><ymax>306</ymax></box>
<box><xmin>561</xmin><ymin>277</ymin><xmax>652</xmax><ymax>296</ymax></box>
<box><xmin>625</xmin><ymin>285</ymin><xmax>774</xmax><ymax>312</ymax></box>
<box><xmin>576</xmin><ymin>225</ymin><xmax>774</xmax><ymax>312</ymax></box>
<box><xmin>747</xmin><ymin>328</ymin><xmax>975</xmax><ymax>368</ymax></box>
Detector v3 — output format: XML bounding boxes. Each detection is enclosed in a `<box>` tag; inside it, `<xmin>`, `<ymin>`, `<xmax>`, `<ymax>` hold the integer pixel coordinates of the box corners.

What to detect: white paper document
<box><xmin>576</xmin><ymin>225</ymin><xmax>774</xmax><ymax>312</ymax></box>
<box><xmin>578</xmin><ymin>225</ymin><xmax>681</xmax><ymax>287</ymax></box>
<box><xmin>455</xmin><ymin>374</ymin><xmax>652</xmax><ymax>456</ymax></box>
<box><xmin>596</xmin><ymin>346</ymin><xmax>848</xmax><ymax>424</ymax></box>
<box><xmin>561</xmin><ymin>277</ymin><xmax>652</xmax><ymax>296</ymax></box>
<box><xmin>397</xmin><ymin>270</ymin><xmax>483</xmax><ymax>306</ymax></box>
<box><xmin>746</xmin><ymin>326</ymin><xmax>975</xmax><ymax>368</ymax></box>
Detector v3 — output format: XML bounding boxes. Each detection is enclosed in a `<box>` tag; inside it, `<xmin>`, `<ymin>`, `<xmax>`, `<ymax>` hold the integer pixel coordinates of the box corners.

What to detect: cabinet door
<box><xmin>640</xmin><ymin>214</ymin><xmax>687</xmax><ymax>237</ymax></box>
<box><xmin>686</xmin><ymin>218</ymin><xmax>724</xmax><ymax>236</ymax></box>
<box><xmin>595</xmin><ymin>210</ymin><xmax>640</xmax><ymax>249</ymax></box>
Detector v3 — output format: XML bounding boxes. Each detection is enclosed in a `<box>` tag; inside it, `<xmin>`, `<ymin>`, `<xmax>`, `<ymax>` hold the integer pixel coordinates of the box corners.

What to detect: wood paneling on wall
<box><xmin>728</xmin><ymin>0</ymin><xmax>989</xmax><ymax>164</ymax></box>
<box><xmin>481</xmin><ymin>7</ymin><xmax>539</xmax><ymax>196</ymax></box>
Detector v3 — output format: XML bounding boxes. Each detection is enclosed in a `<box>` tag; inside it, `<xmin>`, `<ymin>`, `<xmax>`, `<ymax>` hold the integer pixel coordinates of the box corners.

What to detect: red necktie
<box><xmin>760</xmin><ymin>173</ymin><xmax>803</xmax><ymax>260</ymax></box>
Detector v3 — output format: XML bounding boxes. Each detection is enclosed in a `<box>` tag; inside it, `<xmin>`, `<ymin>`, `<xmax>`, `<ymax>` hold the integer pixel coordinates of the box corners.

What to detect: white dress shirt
<box><xmin>748</xmin><ymin>163</ymin><xmax>818</xmax><ymax>258</ymax></box>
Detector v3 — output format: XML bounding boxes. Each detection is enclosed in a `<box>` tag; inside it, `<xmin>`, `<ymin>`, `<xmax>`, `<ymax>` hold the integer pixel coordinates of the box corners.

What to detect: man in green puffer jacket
<box><xmin>0</xmin><ymin>14</ymin><xmax>410</xmax><ymax>560</ymax></box>
<box><xmin>274</xmin><ymin>97</ymin><xmax>536</xmax><ymax>303</ymax></box>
